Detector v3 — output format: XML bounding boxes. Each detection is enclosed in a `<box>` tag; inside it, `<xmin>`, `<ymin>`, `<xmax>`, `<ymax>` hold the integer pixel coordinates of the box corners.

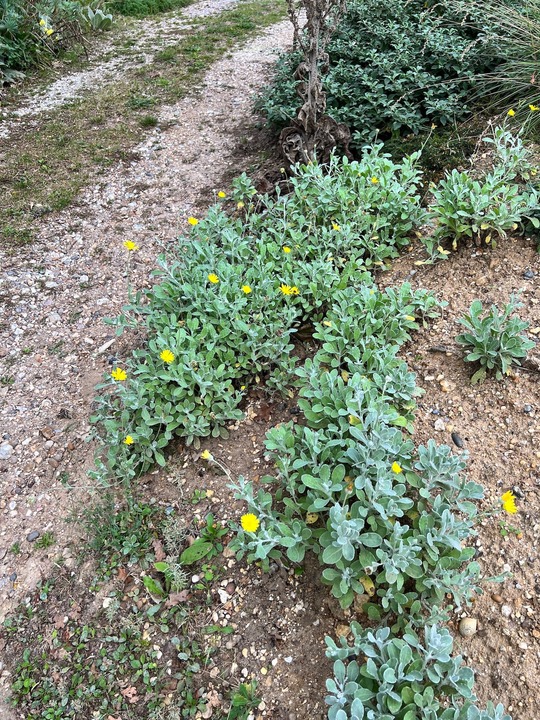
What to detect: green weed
<box><xmin>456</xmin><ymin>295</ymin><xmax>535</xmax><ymax>382</ymax></box>
<box><xmin>34</xmin><ymin>532</ymin><xmax>56</xmax><ymax>550</ymax></box>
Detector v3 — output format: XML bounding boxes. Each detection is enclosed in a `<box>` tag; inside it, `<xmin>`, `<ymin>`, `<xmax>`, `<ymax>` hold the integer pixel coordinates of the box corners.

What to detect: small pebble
<box><xmin>459</xmin><ymin>617</ymin><xmax>477</xmax><ymax>637</ymax></box>
<box><xmin>501</xmin><ymin>604</ymin><xmax>512</xmax><ymax>618</ymax></box>
<box><xmin>451</xmin><ymin>432</ymin><xmax>464</xmax><ymax>448</ymax></box>
<box><xmin>523</xmin><ymin>404</ymin><xmax>533</xmax><ymax>414</ymax></box>
<box><xmin>0</xmin><ymin>443</ymin><xmax>13</xmax><ymax>460</ymax></box>
<box><xmin>523</xmin><ymin>269</ymin><xmax>535</xmax><ymax>280</ymax></box>
<box><xmin>491</xmin><ymin>594</ymin><xmax>503</xmax><ymax>604</ymax></box>
<box><xmin>26</xmin><ymin>531</ymin><xmax>40</xmax><ymax>542</ymax></box>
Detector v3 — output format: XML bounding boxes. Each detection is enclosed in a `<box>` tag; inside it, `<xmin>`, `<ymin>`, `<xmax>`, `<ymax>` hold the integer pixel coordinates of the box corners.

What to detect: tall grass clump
<box><xmin>470</xmin><ymin>0</ymin><xmax>540</xmax><ymax>135</ymax></box>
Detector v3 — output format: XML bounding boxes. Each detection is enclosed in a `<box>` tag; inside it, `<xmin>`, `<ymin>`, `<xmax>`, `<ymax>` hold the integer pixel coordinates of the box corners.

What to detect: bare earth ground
<box><xmin>1</xmin><ymin>10</ymin><xmax>540</xmax><ymax>720</ymax></box>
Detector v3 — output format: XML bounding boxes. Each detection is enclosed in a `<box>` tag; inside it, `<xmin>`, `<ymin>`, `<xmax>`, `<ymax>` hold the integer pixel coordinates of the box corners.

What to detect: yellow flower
<box><xmin>201</xmin><ymin>449</ymin><xmax>212</xmax><ymax>460</ymax></box>
<box><xmin>45</xmin><ymin>27</ymin><xmax>53</xmax><ymax>35</ymax></box>
<box><xmin>332</xmin><ymin>222</ymin><xmax>341</xmax><ymax>231</ymax></box>
<box><xmin>237</xmin><ymin>201</ymin><xmax>245</xmax><ymax>209</ymax></box>
<box><xmin>529</xmin><ymin>104</ymin><xmax>540</xmax><ymax>112</ymax></box>
<box><xmin>188</xmin><ymin>217</ymin><xmax>199</xmax><ymax>226</ymax></box>
<box><xmin>507</xmin><ymin>109</ymin><xmax>515</xmax><ymax>117</ymax></box>
<box><xmin>40</xmin><ymin>18</ymin><xmax>46</xmax><ymax>25</ymax></box>
<box><xmin>280</xmin><ymin>284</ymin><xmax>299</xmax><ymax>296</ymax></box>
<box><xmin>124</xmin><ymin>435</ymin><xmax>134</xmax><ymax>445</ymax></box>
<box><xmin>111</xmin><ymin>367</ymin><xmax>127</xmax><ymax>381</ymax></box>
<box><xmin>208</xmin><ymin>273</ymin><xmax>219</xmax><ymax>284</ymax></box>
<box><xmin>371</xmin><ymin>177</ymin><xmax>379</xmax><ymax>184</ymax></box>
<box><xmin>160</xmin><ymin>349</ymin><xmax>175</xmax><ymax>364</ymax></box>
<box><xmin>283</xmin><ymin>246</ymin><xmax>291</xmax><ymax>253</ymax></box>
<box><xmin>405</xmin><ymin>315</ymin><xmax>415</xmax><ymax>322</ymax></box>
<box><xmin>241</xmin><ymin>513</ymin><xmax>260</xmax><ymax>533</ymax></box>
<box><xmin>218</xmin><ymin>191</ymin><xmax>226</xmax><ymax>198</ymax></box>
<box><xmin>501</xmin><ymin>490</ymin><xmax>517</xmax><ymax>514</ymax></box>
<box><xmin>392</xmin><ymin>462</ymin><xmax>403</xmax><ymax>474</ymax></box>
<box><xmin>242</xmin><ymin>285</ymin><xmax>252</xmax><ymax>294</ymax></box>
<box><xmin>123</xmin><ymin>240</ymin><xmax>139</xmax><ymax>251</ymax></box>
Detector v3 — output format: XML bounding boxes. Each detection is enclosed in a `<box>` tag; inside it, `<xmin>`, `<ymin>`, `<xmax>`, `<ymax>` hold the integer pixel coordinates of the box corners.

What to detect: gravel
<box><xmin>0</xmin><ymin>15</ymin><xmax>292</xmax><ymax>626</ymax></box>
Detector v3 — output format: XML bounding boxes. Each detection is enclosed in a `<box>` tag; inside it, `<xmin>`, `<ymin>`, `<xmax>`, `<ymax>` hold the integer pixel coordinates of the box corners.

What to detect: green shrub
<box><xmin>425</xmin><ymin>126</ymin><xmax>540</xmax><ymax>256</ymax></box>
<box><xmin>428</xmin><ymin>167</ymin><xmax>538</xmax><ymax>249</ymax></box>
<box><xmin>456</xmin><ymin>295</ymin><xmax>536</xmax><ymax>382</ymax></box>
<box><xmin>0</xmin><ymin>0</ymin><xmax>110</xmax><ymax>83</ymax></box>
<box><xmin>258</xmin><ymin>0</ymin><xmax>521</xmax><ymax>147</ymax></box>
<box><xmin>325</xmin><ymin>624</ymin><xmax>511</xmax><ymax>720</ymax></box>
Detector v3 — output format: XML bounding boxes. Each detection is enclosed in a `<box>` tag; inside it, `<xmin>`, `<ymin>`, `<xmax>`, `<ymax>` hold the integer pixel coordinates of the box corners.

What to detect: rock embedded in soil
<box><xmin>459</xmin><ymin>617</ymin><xmax>478</xmax><ymax>637</ymax></box>
<box><xmin>26</xmin><ymin>531</ymin><xmax>40</xmax><ymax>542</ymax></box>
<box><xmin>524</xmin><ymin>269</ymin><xmax>535</xmax><ymax>280</ymax></box>
<box><xmin>451</xmin><ymin>432</ymin><xmax>464</xmax><ymax>448</ymax></box>
<box><xmin>335</xmin><ymin>624</ymin><xmax>350</xmax><ymax>639</ymax></box>
<box><xmin>0</xmin><ymin>443</ymin><xmax>14</xmax><ymax>460</ymax></box>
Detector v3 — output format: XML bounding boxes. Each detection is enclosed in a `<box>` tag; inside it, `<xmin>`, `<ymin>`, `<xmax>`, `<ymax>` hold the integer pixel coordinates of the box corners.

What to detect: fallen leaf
<box><xmin>256</xmin><ymin>402</ymin><xmax>272</xmax><ymax>422</ymax></box>
<box><xmin>165</xmin><ymin>590</ymin><xmax>190</xmax><ymax>608</ymax></box>
<box><xmin>53</xmin><ymin>614</ymin><xmax>66</xmax><ymax>629</ymax></box>
<box><xmin>120</xmin><ymin>686</ymin><xmax>138</xmax><ymax>704</ymax></box>
<box><xmin>153</xmin><ymin>539</ymin><xmax>166</xmax><ymax>562</ymax></box>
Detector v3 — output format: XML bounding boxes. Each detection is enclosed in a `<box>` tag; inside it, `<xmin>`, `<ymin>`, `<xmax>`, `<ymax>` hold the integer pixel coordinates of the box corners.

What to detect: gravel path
<box><xmin>0</xmin><ymin>0</ymin><xmax>240</xmax><ymax>138</ymax></box>
<box><xmin>0</xmin><ymin>11</ymin><xmax>291</xmax><ymax>646</ymax></box>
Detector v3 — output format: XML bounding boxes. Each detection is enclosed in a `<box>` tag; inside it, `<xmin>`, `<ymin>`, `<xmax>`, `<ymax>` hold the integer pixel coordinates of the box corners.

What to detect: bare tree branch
<box><xmin>280</xmin><ymin>0</ymin><xmax>352</xmax><ymax>165</ymax></box>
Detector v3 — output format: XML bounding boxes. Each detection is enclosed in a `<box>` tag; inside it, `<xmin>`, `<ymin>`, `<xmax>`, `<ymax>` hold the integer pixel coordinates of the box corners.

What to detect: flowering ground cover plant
<box><xmin>325</xmin><ymin>624</ymin><xmax>511</xmax><ymax>720</ymax></box>
<box><xmin>91</xmin><ymin>146</ymin><xmax>427</xmax><ymax>484</ymax></box>
<box><xmin>90</xmin><ymin>138</ymin><xmax>528</xmax><ymax>719</ymax></box>
<box><xmin>92</xmin><ymin>129</ymin><xmax>536</xmax><ymax>485</ymax></box>
<box><xmin>230</xmin><ymin>288</ymin><xmax>487</xmax><ymax>626</ymax></box>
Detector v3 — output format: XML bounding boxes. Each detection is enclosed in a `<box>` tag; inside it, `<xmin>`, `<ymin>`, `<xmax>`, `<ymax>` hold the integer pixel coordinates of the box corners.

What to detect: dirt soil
<box><xmin>1</xmin><ymin>7</ymin><xmax>540</xmax><ymax>720</ymax></box>
<box><xmin>377</xmin><ymin>236</ymin><xmax>540</xmax><ymax>719</ymax></box>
